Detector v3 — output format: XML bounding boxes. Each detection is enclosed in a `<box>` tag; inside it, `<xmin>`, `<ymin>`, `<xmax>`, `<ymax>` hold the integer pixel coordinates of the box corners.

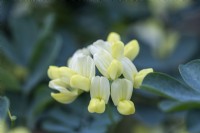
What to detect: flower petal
<box><xmin>70</xmin><ymin>74</ymin><xmax>90</xmax><ymax>91</ymax></box>
<box><xmin>69</xmin><ymin>55</ymin><xmax>95</xmax><ymax>79</ymax></box>
<box><xmin>107</xmin><ymin>32</ymin><xmax>121</xmax><ymax>44</ymax></box>
<box><xmin>120</xmin><ymin>57</ymin><xmax>138</xmax><ymax>81</ymax></box>
<box><xmin>124</xmin><ymin>40</ymin><xmax>140</xmax><ymax>61</ymax></box>
<box><xmin>59</xmin><ymin>67</ymin><xmax>77</xmax><ymax>84</ymax></box>
<box><xmin>47</xmin><ymin>66</ymin><xmax>60</xmax><ymax>79</ymax></box>
<box><xmin>88</xmin><ymin>98</ymin><xmax>105</xmax><ymax>113</ymax></box>
<box><xmin>51</xmin><ymin>91</ymin><xmax>78</xmax><ymax>104</ymax></box>
<box><xmin>93</xmin><ymin>50</ymin><xmax>113</xmax><ymax>78</ymax></box>
<box><xmin>49</xmin><ymin>79</ymin><xmax>69</xmax><ymax>92</ymax></box>
<box><xmin>90</xmin><ymin>76</ymin><xmax>110</xmax><ymax>103</ymax></box>
<box><xmin>111</xmin><ymin>41</ymin><xmax>124</xmax><ymax>59</ymax></box>
<box><xmin>117</xmin><ymin>100</ymin><xmax>135</xmax><ymax>115</ymax></box>
<box><xmin>89</xmin><ymin>40</ymin><xmax>111</xmax><ymax>55</ymax></box>
<box><xmin>107</xmin><ymin>59</ymin><xmax>123</xmax><ymax>80</ymax></box>
<box><xmin>134</xmin><ymin>68</ymin><xmax>153</xmax><ymax>89</ymax></box>
<box><xmin>111</xmin><ymin>79</ymin><xmax>133</xmax><ymax>106</ymax></box>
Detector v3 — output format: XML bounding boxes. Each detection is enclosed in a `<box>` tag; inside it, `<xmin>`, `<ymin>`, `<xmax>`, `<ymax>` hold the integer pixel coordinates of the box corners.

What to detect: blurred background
<box><xmin>0</xmin><ymin>0</ymin><xmax>200</xmax><ymax>133</ymax></box>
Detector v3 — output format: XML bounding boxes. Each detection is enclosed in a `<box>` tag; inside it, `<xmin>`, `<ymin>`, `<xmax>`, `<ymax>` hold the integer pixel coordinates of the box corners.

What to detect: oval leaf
<box><xmin>141</xmin><ymin>72</ymin><xmax>200</xmax><ymax>101</ymax></box>
<box><xmin>159</xmin><ymin>100</ymin><xmax>200</xmax><ymax>112</ymax></box>
<box><xmin>179</xmin><ymin>59</ymin><xmax>200</xmax><ymax>93</ymax></box>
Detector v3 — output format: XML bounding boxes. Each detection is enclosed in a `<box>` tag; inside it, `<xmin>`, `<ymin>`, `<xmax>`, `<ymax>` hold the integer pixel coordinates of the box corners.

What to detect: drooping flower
<box><xmin>88</xmin><ymin>76</ymin><xmax>110</xmax><ymax>113</ymax></box>
<box><xmin>48</xmin><ymin>54</ymin><xmax>95</xmax><ymax>104</ymax></box>
<box><xmin>111</xmin><ymin>78</ymin><xmax>135</xmax><ymax>115</ymax></box>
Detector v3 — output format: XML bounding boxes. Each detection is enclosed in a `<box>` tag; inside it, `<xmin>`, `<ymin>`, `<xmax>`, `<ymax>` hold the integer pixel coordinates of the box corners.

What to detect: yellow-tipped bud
<box><xmin>117</xmin><ymin>100</ymin><xmax>135</xmax><ymax>115</ymax></box>
<box><xmin>70</xmin><ymin>75</ymin><xmax>90</xmax><ymax>91</ymax></box>
<box><xmin>88</xmin><ymin>98</ymin><xmax>105</xmax><ymax>113</ymax></box>
<box><xmin>107</xmin><ymin>59</ymin><xmax>123</xmax><ymax>80</ymax></box>
<box><xmin>124</xmin><ymin>40</ymin><xmax>140</xmax><ymax>61</ymax></box>
<box><xmin>134</xmin><ymin>68</ymin><xmax>153</xmax><ymax>89</ymax></box>
<box><xmin>47</xmin><ymin>66</ymin><xmax>60</xmax><ymax>79</ymax></box>
<box><xmin>111</xmin><ymin>41</ymin><xmax>124</xmax><ymax>59</ymax></box>
<box><xmin>59</xmin><ymin>67</ymin><xmax>77</xmax><ymax>83</ymax></box>
<box><xmin>107</xmin><ymin>32</ymin><xmax>121</xmax><ymax>44</ymax></box>
<box><xmin>51</xmin><ymin>91</ymin><xmax>78</xmax><ymax>104</ymax></box>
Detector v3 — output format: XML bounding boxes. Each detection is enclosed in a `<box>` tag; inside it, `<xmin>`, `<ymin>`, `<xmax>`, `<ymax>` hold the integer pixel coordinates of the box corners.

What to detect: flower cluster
<box><xmin>47</xmin><ymin>32</ymin><xmax>153</xmax><ymax>115</ymax></box>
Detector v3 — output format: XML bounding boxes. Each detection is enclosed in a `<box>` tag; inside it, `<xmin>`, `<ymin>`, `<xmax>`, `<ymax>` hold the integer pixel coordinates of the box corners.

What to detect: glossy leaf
<box><xmin>141</xmin><ymin>72</ymin><xmax>200</xmax><ymax>101</ymax></box>
<box><xmin>179</xmin><ymin>59</ymin><xmax>200</xmax><ymax>93</ymax></box>
<box><xmin>159</xmin><ymin>100</ymin><xmax>200</xmax><ymax>112</ymax></box>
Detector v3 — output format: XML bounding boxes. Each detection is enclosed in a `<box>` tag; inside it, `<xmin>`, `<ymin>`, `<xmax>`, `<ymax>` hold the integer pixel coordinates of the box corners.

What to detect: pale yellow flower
<box><xmin>111</xmin><ymin>79</ymin><xmax>135</xmax><ymax>115</ymax></box>
<box><xmin>88</xmin><ymin>76</ymin><xmax>110</xmax><ymax>113</ymax></box>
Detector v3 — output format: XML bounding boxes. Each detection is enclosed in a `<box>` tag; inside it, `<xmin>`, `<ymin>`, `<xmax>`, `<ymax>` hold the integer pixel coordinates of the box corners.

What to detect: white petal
<box><xmin>100</xmin><ymin>76</ymin><xmax>110</xmax><ymax>103</ymax></box>
<box><xmin>69</xmin><ymin>55</ymin><xmax>95</xmax><ymax>79</ymax></box>
<box><xmin>68</xmin><ymin>48</ymin><xmax>90</xmax><ymax>68</ymax></box>
<box><xmin>111</xmin><ymin>79</ymin><xmax>133</xmax><ymax>106</ymax></box>
<box><xmin>89</xmin><ymin>40</ymin><xmax>111</xmax><ymax>55</ymax></box>
<box><xmin>120</xmin><ymin>57</ymin><xmax>138</xmax><ymax>81</ymax></box>
<box><xmin>90</xmin><ymin>76</ymin><xmax>110</xmax><ymax>103</ymax></box>
<box><xmin>49</xmin><ymin>79</ymin><xmax>69</xmax><ymax>92</ymax></box>
<box><xmin>93</xmin><ymin>50</ymin><xmax>113</xmax><ymax>77</ymax></box>
<box><xmin>90</xmin><ymin>76</ymin><xmax>100</xmax><ymax>98</ymax></box>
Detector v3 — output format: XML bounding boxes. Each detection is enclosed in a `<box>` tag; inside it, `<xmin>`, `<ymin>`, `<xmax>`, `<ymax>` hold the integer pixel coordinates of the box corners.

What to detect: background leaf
<box><xmin>0</xmin><ymin>67</ymin><xmax>20</xmax><ymax>91</ymax></box>
<box><xmin>0</xmin><ymin>96</ymin><xmax>9</xmax><ymax>120</ymax></box>
<box><xmin>179</xmin><ymin>59</ymin><xmax>200</xmax><ymax>93</ymax></box>
<box><xmin>141</xmin><ymin>72</ymin><xmax>200</xmax><ymax>102</ymax></box>
<box><xmin>159</xmin><ymin>100</ymin><xmax>200</xmax><ymax>112</ymax></box>
<box><xmin>186</xmin><ymin>110</ymin><xmax>200</xmax><ymax>133</ymax></box>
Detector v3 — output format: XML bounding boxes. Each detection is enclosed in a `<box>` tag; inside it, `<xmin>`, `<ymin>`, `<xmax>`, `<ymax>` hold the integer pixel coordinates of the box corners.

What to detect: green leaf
<box><xmin>159</xmin><ymin>100</ymin><xmax>200</xmax><ymax>112</ymax></box>
<box><xmin>9</xmin><ymin>16</ymin><xmax>39</xmax><ymax>65</ymax></box>
<box><xmin>0</xmin><ymin>67</ymin><xmax>20</xmax><ymax>91</ymax></box>
<box><xmin>186</xmin><ymin>110</ymin><xmax>200</xmax><ymax>133</ymax></box>
<box><xmin>179</xmin><ymin>59</ymin><xmax>200</xmax><ymax>93</ymax></box>
<box><xmin>0</xmin><ymin>96</ymin><xmax>9</xmax><ymax>120</ymax></box>
<box><xmin>23</xmin><ymin>35</ymin><xmax>62</xmax><ymax>94</ymax></box>
<box><xmin>0</xmin><ymin>33</ymin><xmax>20</xmax><ymax>64</ymax></box>
<box><xmin>141</xmin><ymin>72</ymin><xmax>200</xmax><ymax>101</ymax></box>
<box><xmin>27</xmin><ymin>85</ymin><xmax>53</xmax><ymax>128</ymax></box>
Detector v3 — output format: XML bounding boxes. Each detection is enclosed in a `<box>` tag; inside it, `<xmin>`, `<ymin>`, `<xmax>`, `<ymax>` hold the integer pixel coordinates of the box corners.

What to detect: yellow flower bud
<box><xmin>111</xmin><ymin>41</ymin><xmax>124</xmax><ymax>59</ymax></box>
<box><xmin>47</xmin><ymin>66</ymin><xmax>60</xmax><ymax>79</ymax></box>
<box><xmin>134</xmin><ymin>68</ymin><xmax>153</xmax><ymax>89</ymax></box>
<box><xmin>107</xmin><ymin>32</ymin><xmax>121</xmax><ymax>44</ymax></box>
<box><xmin>88</xmin><ymin>98</ymin><xmax>105</xmax><ymax>113</ymax></box>
<box><xmin>70</xmin><ymin>75</ymin><xmax>90</xmax><ymax>91</ymax></box>
<box><xmin>124</xmin><ymin>40</ymin><xmax>140</xmax><ymax>61</ymax></box>
<box><xmin>59</xmin><ymin>67</ymin><xmax>77</xmax><ymax>83</ymax></box>
<box><xmin>117</xmin><ymin>100</ymin><xmax>135</xmax><ymax>115</ymax></box>
<box><xmin>107</xmin><ymin>59</ymin><xmax>123</xmax><ymax>80</ymax></box>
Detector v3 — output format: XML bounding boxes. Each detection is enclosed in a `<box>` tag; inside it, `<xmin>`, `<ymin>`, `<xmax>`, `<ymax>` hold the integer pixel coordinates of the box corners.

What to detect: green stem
<box><xmin>8</xmin><ymin>110</ymin><xmax>17</xmax><ymax>128</ymax></box>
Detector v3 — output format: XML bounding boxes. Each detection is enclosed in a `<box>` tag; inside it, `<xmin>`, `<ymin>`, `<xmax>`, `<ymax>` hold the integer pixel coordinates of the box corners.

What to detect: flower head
<box><xmin>47</xmin><ymin>32</ymin><xmax>153</xmax><ymax>116</ymax></box>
